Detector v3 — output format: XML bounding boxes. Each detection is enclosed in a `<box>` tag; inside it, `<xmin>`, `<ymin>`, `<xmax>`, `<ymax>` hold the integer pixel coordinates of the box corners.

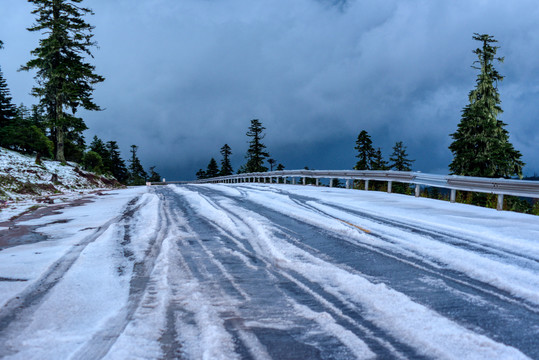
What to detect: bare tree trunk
<box><xmin>55</xmin><ymin>101</ymin><xmax>66</xmax><ymax>163</ymax></box>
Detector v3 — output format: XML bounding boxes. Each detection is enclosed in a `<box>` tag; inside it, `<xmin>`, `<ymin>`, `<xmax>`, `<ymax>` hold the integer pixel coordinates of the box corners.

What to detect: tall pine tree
<box><xmin>245</xmin><ymin>119</ymin><xmax>269</xmax><ymax>173</ymax></box>
<box><xmin>0</xmin><ymin>47</ymin><xmax>52</xmax><ymax>158</ymax></box>
<box><xmin>371</xmin><ymin>148</ymin><xmax>388</xmax><ymax>170</ymax></box>
<box><xmin>219</xmin><ymin>144</ymin><xmax>233</xmax><ymax>176</ymax></box>
<box><xmin>206</xmin><ymin>158</ymin><xmax>220</xmax><ymax>178</ymax></box>
<box><xmin>0</xmin><ymin>41</ymin><xmax>18</xmax><ymax>137</ymax></box>
<box><xmin>354</xmin><ymin>130</ymin><xmax>375</xmax><ymax>170</ymax></box>
<box><xmin>20</xmin><ymin>0</ymin><xmax>104</xmax><ymax>163</ymax></box>
<box><xmin>449</xmin><ymin>34</ymin><xmax>524</xmax><ymax>178</ymax></box>
<box><xmin>106</xmin><ymin>140</ymin><xmax>128</xmax><ymax>183</ymax></box>
<box><xmin>89</xmin><ymin>135</ymin><xmax>110</xmax><ymax>172</ymax></box>
<box><xmin>389</xmin><ymin>141</ymin><xmax>414</xmax><ymax>171</ymax></box>
<box><xmin>148</xmin><ymin>166</ymin><xmax>161</xmax><ymax>182</ymax></box>
<box><xmin>128</xmin><ymin>145</ymin><xmax>147</xmax><ymax>185</ymax></box>
<box><xmin>196</xmin><ymin>169</ymin><xmax>207</xmax><ymax>179</ymax></box>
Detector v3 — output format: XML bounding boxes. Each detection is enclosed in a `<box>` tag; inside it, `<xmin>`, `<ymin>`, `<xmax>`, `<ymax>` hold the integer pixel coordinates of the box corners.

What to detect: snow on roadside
<box><xmin>3</xmin><ymin>222</ymin><xmax>131</xmax><ymax>360</ymax></box>
<box><xmin>1</xmin><ymin>146</ymin><xmax>122</xmax><ymax>221</ymax></box>
<box><xmin>0</xmin><ymin>187</ymin><xmax>147</xmax><ymax>311</ymax></box>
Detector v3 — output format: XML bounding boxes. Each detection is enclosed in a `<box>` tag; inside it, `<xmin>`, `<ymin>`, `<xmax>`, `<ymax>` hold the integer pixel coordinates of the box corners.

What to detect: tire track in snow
<box><xmin>0</xmin><ymin>196</ymin><xmax>143</xmax><ymax>357</ymax></box>
<box><xmin>72</xmin><ymin>192</ymin><xmax>172</xmax><ymax>360</ymax></box>
<box><xmin>207</xmin><ymin>185</ymin><xmax>539</xmax><ymax>310</ymax></box>
<box><xmin>260</xmin><ymin>184</ymin><xmax>539</xmax><ymax>269</ymax></box>
<box><xmin>189</xmin><ymin>184</ymin><xmax>538</xmax><ymax>359</ymax></box>
<box><xmin>171</xmin><ymin>186</ymin><xmax>426</xmax><ymax>359</ymax></box>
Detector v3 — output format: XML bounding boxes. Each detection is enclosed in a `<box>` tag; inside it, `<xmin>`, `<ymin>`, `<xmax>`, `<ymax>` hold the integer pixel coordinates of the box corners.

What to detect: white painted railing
<box><xmin>151</xmin><ymin>170</ymin><xmax>539</xmax><ymax>211</ymax></box>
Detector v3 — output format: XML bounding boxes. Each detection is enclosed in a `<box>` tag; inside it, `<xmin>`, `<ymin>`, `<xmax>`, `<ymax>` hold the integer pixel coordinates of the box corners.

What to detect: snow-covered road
<box><xmin>0</xmin><ymin>184</ymin><xmax>538</xmax><ymax>359</ymax></box>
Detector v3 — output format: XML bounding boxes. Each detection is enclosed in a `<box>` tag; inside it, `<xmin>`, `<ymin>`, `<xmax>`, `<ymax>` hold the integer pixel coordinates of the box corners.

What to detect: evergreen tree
<box><xmin>20</xmin><ymin>0</ymin><xmax>105</xmax><ymax>163</ymax></box>
<box><xmin>0</xmin><ymin>70</ymin><xmax>53</xmax><ymax>158</ymax></box>
<box><xmin>244</xmin><ymin>119</ymin><xmax>269</xmax><ymax>173</ymax></box>
<box><xmin>106</xmin><ymin>140</ymin><xmax>128</xmax><ymax>183</ymax></box>
<box><xmin>389</xmin><ymin>141</ymin><xmax>414</xmax><ymax>171</ymax></box>
<box><xmin>0</xmin><ymin>71</ymin><xmax>17</xmax><ymax>131</ymax></box>
<box><xmin>236</xmin><ymin>165</ymin><xmax>247</xmax><ymax>174</ymax></box>
<box><xmin>276</xmin><ymin>163</ymin><xmax>285</xmax><ymax>171</ymax></box>
<box><xmin>371</xmin><ymin>148</ymin><xmax>389</xmax><ymax>170</ymax></box>
<box><xmin>449</xmin><ymin>34</ymin><xmax>524</xmax><ymax>178</ymax></box>
<box><xmin>354</xmin><ymin>130</ymin><xmax>375</xmax><ymax>170</ymax></box>
<box><xmin>268</xmin><ymin>158</ymin><xmax>276</xmax><ymax>171</ymax></box>
<box><xmin>89</xmin><ymin>135</ymin><xmax>111</xmax><ymax>173</ymax></box>
<box><xmin>0</xmin><ymin>42</ymin><xmax>19</xmax><ymax>148</ymax></box>
<box><xmin>196</xmin><ymin>169</ymin><xmax>207</xmax><ymax>179</ymax></box>
<box><xmin>64</xmin><ymin>122</ymin><xmax>86</xmax><ymax>163</ymax></box>
<box><xmin>148</xmin><ymin>166</ymin><xmax>161</xmax><ymax>182</ymax></box>
<box><xmin>128</xmin><ymin>145</ymin><xmax>147</xmax><ymax>185</ymax></box>
<box><xmin>81</xmin><ymin>150</ymin><xmax>103</xmax><ymax>173</ymax></box>
<box><xmin>206</xmin><ymin>158</ymin><xmax>220</xmax><ymax>178</ymax></box>
<box><xmin>219</xmin><ymin>144</ymin><xmax>233</xmax><ymax>176</ymax></box>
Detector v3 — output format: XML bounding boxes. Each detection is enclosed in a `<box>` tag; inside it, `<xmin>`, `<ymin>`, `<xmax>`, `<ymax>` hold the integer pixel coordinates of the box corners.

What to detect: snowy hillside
<box><xmin>0</xmin><ymin>146</ymin><xmax>121</xmax><ymax>206</ymax></box>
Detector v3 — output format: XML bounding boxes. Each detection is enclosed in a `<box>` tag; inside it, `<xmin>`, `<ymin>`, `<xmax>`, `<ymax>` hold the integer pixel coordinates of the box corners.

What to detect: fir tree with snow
<box><xmin>449</xmin><ymin>34</ymin><xmax>524</xmax><ymax>178</ymax></box>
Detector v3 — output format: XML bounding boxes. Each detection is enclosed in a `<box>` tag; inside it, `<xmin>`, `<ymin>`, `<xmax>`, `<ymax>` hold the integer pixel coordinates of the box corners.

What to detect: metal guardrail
<box><xmin>150</xmin><ymin>170</ymin><xmax>539</xmax><ymax>211</ymax></box>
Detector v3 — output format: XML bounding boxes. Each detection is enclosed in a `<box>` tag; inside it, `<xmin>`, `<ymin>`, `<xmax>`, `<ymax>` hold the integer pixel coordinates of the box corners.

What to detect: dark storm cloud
<box><xmin>1</xmin><ymin>0</ymin><xmax>538</xmax><ymax>179</ymax></box>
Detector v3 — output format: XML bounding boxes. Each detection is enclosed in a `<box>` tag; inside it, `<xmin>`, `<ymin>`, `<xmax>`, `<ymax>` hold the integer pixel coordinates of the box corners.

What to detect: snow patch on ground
<box><xmin>1</xmin><ymin>146</ymin><xmax>122</xmax><ymax>221</ymax></box>
<box><xmin>0</xmin><ymin>187</ymin><xmax>147</xmax><ymax>311</ymax></box>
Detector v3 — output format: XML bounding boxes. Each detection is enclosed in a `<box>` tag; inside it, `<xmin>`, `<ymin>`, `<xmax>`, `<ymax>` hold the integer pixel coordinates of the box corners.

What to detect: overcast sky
<box><xmin>1</xmin><ymin>0</ymin><xmax>538</xmax><ymax>180</ymax></box>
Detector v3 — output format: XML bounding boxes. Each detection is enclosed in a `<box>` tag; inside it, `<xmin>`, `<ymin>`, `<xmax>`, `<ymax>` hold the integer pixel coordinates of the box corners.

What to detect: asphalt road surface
<box><xmin>0</xmin><ymin>184</ymin><xmax>537</xmax><ymax>359</ymax></box>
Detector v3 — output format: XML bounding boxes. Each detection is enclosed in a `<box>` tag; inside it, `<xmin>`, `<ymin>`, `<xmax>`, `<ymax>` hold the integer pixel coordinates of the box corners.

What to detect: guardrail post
<box><xmin>316</xmin><ymin>178</ymin><xmax>319</xmax><ymax>186</ymax></box>
<box><xmin>497</xmin><ymin>194</ymin><xmax>504</xmax><ymax>211</ymax></box>
<box><xmin>346</xmin><ymin>179</ymin><xmax>350</xmax><ymax>189</ymax></box>
<box><xmin>388</xmin><ymin>181</ymin><xmax>392</xmax><ymax>193</ymax></box>
<box><xmin>302</xmin><ymin>177</ymin><xmax>306</xmax><ymax>185</ymax></box>
<box><xmin>415</xmin><ymin>184</ymin><xmax>420</xmax><ymax>197</ymax></box>
<box><xmin>330</xmin><ymin>178</ymin><xmax>334</xmax><ymax>188</ymax></box>
<box><xmin>450</xmin><ymin>189</ymin><xmax>456</xmax><ymax>203</ymax></box>
<box><xmin>292</xmin><ymin>177</ymin><xmax>296</xmax><ymax>185</ymax></box>
<box><xmin>365</xmin><ymin>180</ymin><xmax>369</xmax><ymax>191</ymax></box>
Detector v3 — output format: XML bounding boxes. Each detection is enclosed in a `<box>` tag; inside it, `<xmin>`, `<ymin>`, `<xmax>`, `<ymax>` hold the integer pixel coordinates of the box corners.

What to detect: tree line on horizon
<box><xmin>0</xmin><ymin>0</ymin><xmax>159</xmax><ymax>186</ymax></box>
<box><xmin>196</xmin><ymin>119</ymin><xmax>284</xmax><ymax>180</ymax></box>
<box><xmin>193</xmin><ymin>34</ymin><xmax>536</xmax><ymax>213</ymax></box>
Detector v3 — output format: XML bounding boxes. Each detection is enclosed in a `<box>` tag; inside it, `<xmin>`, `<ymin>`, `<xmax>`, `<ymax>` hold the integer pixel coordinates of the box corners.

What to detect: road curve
<box><xmin>0</xmin><ymin>184</ymin><xmax>537</xmax><ymax>359</ymax></box>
